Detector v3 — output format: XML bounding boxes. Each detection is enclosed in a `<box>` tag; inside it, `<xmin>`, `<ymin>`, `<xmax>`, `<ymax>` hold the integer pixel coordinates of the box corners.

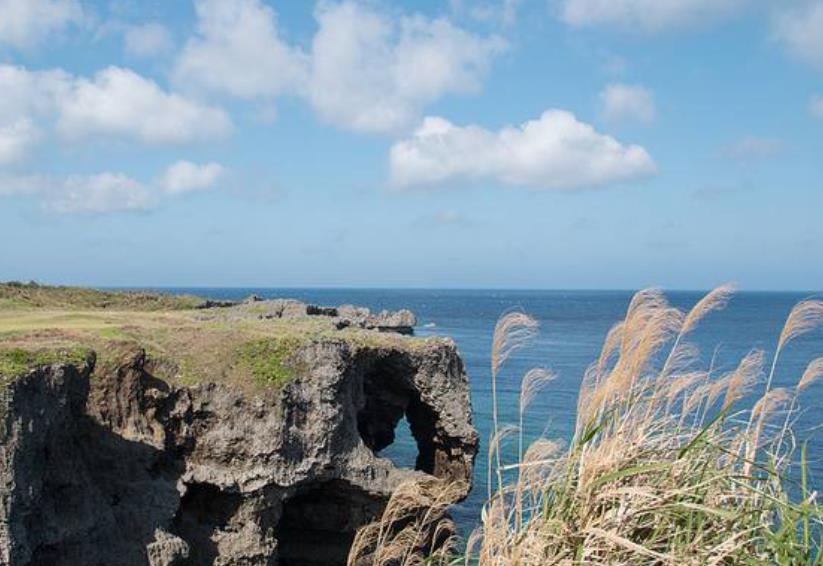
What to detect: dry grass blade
<box><xmin>751</xmin><ymin>387</ymin><xmax>791</xmax><ymax>423</ymax></box>
<box><xmin>597</xmin><ymin>321</ymin><xmax>624</xmax><ymax>371</ymax></box>
<box><xmin>491</xmin><ymin>312</ymin><xmax>539</xmax><ymax>377</ymax></box>
<box><xmin>778</xmin><ymin>300</ymin><xmax>823</xmax><ymax>351</ymax></box>
<box><xmin>519</xmin><ymin>368</ymin><xmax>556</xmax><ymax>415</ymax></box>
<box><xmin>797</xmin><ymin>357</ymin><xmax>823</xmax><ymax>392</ymax></box>
<box><xmin>681</xmin><ymin>284</ymin><xmax>736</xmax><ymax>335</ymax></box>
<box><xmin>722</xmin><ymin>349</ymin><xmax>764</xmax><ymax>412</ymax></box>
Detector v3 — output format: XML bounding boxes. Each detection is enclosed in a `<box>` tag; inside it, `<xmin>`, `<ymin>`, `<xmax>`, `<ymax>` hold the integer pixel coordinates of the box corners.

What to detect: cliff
<box><xmin>0</xmin><ymin>285</ymin><xmax>478</xmax><ymax>566</ymax></box>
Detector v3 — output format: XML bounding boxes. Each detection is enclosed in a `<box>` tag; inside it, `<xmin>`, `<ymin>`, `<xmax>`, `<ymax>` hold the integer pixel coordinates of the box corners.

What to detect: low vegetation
<box><xmin>351</xmin><ymin>287</ymin><xmax>823</xmax><ymax>566</ymax></box>
<box><xmin>0</xmin><ymin>346</ymin><xmax>91</xmax><ymax>387</ymax></box>
<box><xmin>0</xmin><ymin>281</ymin><xmax>203</xmax><ymax>311</ymax></box>
<box><xmin>0</xmin><ymin>285</ymin><xmax>435</xmax><ymax>392</ymax></box>
<box><xmin>234</xmin><ymin>337</ymin><xmax>302</xmax><ymax>388</ymax></box>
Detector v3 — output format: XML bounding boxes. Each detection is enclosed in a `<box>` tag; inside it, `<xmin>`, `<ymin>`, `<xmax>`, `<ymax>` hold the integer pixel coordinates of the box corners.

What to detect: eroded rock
<box><xmin>0</xmin><ymin>334</ymin><xmax>476</xmax><ymax>566</ymax></box>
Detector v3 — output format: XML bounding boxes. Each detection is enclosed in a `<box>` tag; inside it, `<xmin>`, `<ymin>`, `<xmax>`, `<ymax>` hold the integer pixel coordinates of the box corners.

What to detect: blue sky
<box><xmin>0</xmin><ymin>0</ymin><xmax>821</xmax><ymax>290</ymax></box>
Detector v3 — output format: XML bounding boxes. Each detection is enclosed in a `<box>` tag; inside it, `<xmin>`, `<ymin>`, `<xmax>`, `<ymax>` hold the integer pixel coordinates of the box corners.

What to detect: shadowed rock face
<box><xmin>0</xmin><ymin>338</ymin><xmax>477</xmax><ymax>566</ymax></box>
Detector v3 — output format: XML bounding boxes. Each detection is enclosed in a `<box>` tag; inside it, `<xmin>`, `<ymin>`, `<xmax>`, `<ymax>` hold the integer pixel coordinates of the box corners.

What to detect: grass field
<box><xmin>0</xmin><ymin>282</ymin><xmax>425</xmax><ymax>391</ymax></box>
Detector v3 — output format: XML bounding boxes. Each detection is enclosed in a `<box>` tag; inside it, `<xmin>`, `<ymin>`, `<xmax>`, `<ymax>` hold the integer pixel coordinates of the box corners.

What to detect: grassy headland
<box><xmin>0</xmin><ymin>282</ymin><xmax>422</xmax><ymax>391</ymax></box>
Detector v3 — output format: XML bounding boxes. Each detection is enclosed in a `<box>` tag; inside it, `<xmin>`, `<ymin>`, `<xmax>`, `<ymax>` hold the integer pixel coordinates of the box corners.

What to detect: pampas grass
<box><xmin>349</xmin><ymin>287</ymin><xmax>823</xmax><ymax>566</ymax></box>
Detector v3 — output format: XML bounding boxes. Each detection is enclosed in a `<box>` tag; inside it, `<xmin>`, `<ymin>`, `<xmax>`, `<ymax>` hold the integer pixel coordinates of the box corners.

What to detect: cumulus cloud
<box><xmin>0</xmin><ymin>161</ymin><xmax>225</xmax><ymax>214</ymax></box>
<box><xmin>56</xmin><ymin>67</ymin><xmax>232</xmax><ymax>144</ymax></box>
<box><xmin>123</xmin><ymin>23</ymin><xmax>174</xmax><ymax>58</ymax></box>
<box><xmin>48</xmin><ymin>173</ymin><xmax>155</xmax><ymax>214</ymax></box>
<box><xmin>0</xmin><ymin>119</ymin><xmax>40</xmax><ymax>165</ymax></box>
<box><xmin>161</xmin><ymin>161</ymin><xmax>224</xmax><ymax>194</ymax></box>
<box><xmin>0</xmin><ymin>64</ymin><xmax>231</xmax><ymax>161</ymax></box>
<box><xmin>560</xmin><ymin>0</ymin><xmax>742</xmax><ymax>33</ymax></box>
<box><xmin>309</xmin><ymin>2</ymin><xmax>505</xmax><ymax>133</ymax></box>
<box><xmin>0</xmin><ymin>0</ymin><xmax>82</xmax><ymax>48</ymax></box>
<box><xmin>599</xmin><ymin>83</ymin><xmax>656</xmax><ymax>125</ymax></box>
<box><xmin>390</xmin><ymin>110</ymin><xmax>656</xmax><ymax>189</ymax></box>
<box><xmin>811</xmin><ymin>94</ymin><xmax>823</xmax><ymax>118</ymax></box>
<box><xmin>173</xmin><ymin>0</ymin><xmax>504</xmax><ymax>133</ymax></box>
<box><xmin>174</xmin><ymin>0</ymin><xmax>309</xmax><ymax>99</ymax></box>
<box><xmin>774</xmin><ymin>2</ymin><xmax>823</xmax><ymax>69</ymax></box>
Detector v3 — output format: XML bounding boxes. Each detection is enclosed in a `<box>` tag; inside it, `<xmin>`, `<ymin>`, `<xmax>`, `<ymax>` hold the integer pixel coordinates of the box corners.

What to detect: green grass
<box><xmin>0</xmin><ymin>347</ymin><xmax>91</xmax><ymax>384</ymax></box>
<box><xmin>0</xmin><ymin>282</ymin><xmax>203</xmax><ymax>311</ymax></box>
<box><xmin>234</xmin><ymin>337</ymin><xmax>303</xmax><ymax>389</ymax></box>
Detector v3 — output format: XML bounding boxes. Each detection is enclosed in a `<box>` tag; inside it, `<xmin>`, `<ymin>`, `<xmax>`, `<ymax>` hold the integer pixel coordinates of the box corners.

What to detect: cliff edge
<box><xmin>0</xmin><ymin>285</ymin><xmax>478</xmax><ymax>566</ymax></box>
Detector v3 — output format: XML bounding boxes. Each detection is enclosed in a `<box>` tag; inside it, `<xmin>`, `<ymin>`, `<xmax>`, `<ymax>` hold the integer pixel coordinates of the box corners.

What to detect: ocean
<box><xmin>155</xmin><ymin>288</ymin><xmax>823</xmax><ymax>535</ymax></box>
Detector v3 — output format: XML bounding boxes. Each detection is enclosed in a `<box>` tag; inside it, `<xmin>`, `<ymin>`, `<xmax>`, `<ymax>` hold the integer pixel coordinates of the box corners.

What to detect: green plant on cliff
<box><xmin>235</xmin><ymin>336</ymin><xmax>303</xmax><ymax>389</ymax></box>
<box><xmin>351</xmin><ymin>287</ymin><xmax>823</xmax><ymax>566</ymax></box>
<box><xmin>0</xmin><ymin>347</ymin><xmax>91</xmax><ymax>383</ymax></box>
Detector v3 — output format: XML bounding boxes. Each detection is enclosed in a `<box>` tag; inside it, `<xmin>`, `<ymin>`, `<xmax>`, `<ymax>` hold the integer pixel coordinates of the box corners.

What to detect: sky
<box><xmin>0</xmin><ymin>0</ymin><xmax>821</xmax><ymax>290</ymax></box>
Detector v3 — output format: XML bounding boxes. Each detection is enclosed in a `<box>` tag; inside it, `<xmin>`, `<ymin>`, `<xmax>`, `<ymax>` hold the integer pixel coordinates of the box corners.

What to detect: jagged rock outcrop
<box><xmin>0</xmin><ymin>336</ymin><xmax>477</xmax><ymax>566</ymax></box>
<box><xmin>201</xmin><ymin>300</ymin><xmax>418</xmax><ymax>335</ymax></box>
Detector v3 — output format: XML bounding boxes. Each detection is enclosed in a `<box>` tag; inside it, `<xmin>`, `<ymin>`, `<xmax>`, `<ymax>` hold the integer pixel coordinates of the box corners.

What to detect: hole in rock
<box><xmin>277</xmin><ymin>480</ymin><xmax>383</xmax><ymax>566</ymax></box>
<box><xmin>374</xmin><ymin>413</ymin><xmax>417</xmax><ymax>469</ymax></box>
<box><xmin>356</xmin><ymin>352</ymin><xmax>440</xmax><ymax>474</ymax></box>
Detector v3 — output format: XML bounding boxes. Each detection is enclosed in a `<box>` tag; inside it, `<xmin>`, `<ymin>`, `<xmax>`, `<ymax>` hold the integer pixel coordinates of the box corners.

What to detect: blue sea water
<box><xmin>153</xmin><ymin>288</ymin><xmax>823</xmax><ymax>535</ymax></box>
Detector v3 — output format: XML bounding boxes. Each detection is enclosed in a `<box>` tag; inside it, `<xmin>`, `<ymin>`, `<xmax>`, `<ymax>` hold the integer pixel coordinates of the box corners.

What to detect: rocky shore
<box><xmin>0</xmin><ymin>286</ymin><xmax>477</xmax><ymax>566</ymax></box>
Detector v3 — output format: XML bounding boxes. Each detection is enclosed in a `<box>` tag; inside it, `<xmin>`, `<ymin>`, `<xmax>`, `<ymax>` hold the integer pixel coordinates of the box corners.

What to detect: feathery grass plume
<box><xmin>597</xmin><ymin>321</ymin><xmax>624</xmax><ymax>371</ymax></box>
<box><xmin>767</xmin><ymin>299</ymin><xmax>823</xmax><ymax>392</ymax></box>
<box><xmin>352</xmin><ymin>291</ymin><xmax>823</xmax><ymax>566</ymax></box>
<box><xmin>518</xmin><ymin>368</ymin><xmax>556</xmax><ymax>465</ymax></box>
<box><xmin>489</xmin><ymin>311</ymin><xmax>538</xmax><ymax>498</ymax></box>
<box><xmin>747</xmin><ymin>388</ymin><xmax>792</xmax><ymax>475</ymax></box>
<box><xmin>722</xmin><ymin>349</ymin><xmax>764</xmax><ymax>412</ymax></box>
<box><xmin>519</xmin><ymin>368</ymin><xmax>556</xmax><ymax>416</ymax></box>
<box><xmin>347</xmin><ymin>478</ymin><xmax>465</xmax><ymax>566</ymax></box>
<box><xmin>777</xmin><ymin>357</ymin><xmax>823</xmax><ymax>449</ymax></box>
<box><xmin>491</xmin><ymin>311</ymin><xmax>539</xmax><ymax>378</ymax></box>
<box><xmin>682</xmin><ymin>283</ymin><xmax>736</xmax><ymax>336</ymax></box>
<box><xmin>797</xmin><ymin>357</ymin><xmax>823</xmax><ymax>392</ymax></box>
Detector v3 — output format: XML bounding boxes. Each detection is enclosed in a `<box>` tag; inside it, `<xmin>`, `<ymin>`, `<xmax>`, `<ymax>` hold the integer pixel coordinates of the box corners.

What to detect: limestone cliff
<box><xmin>0</xmin><ymin>290</ymin><xmax>477</xmax><ymax>566</ymax></box>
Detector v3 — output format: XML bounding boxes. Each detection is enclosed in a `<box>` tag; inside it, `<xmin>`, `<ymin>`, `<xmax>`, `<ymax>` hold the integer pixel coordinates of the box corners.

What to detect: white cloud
<box><xmin>811</xmin><ymin>94</ymin><xmax>823</xmax><ymax>118</ymax></box>
<box><xmin>724</xmin><ymin>136</ymin><xmax>782</xmax><ymax>160</ymax></box>
<box><xmin>390</xmin><ymin>110</ymin><xmax>656</xmax><ymax>189</ymax></box>
<box><xmin>161</xmin><ymin>161</ymin><xmax>224</xmax><ymax>194</ymax></box>
<box><xmin>774</xmin><ymin>2</ymin><xmax>823</xmax><ymax>69</ymax></box>
<box><xmin>173</xmin><ymin>0</ymin><xmax>504</xmax><ymax>134</ymax></box>
<box><xmin>560</xmin><ymin>0</ymin><xmax>742</xmax><ymax>33</ymax></box>
<box><xmin>599</xmin><ymin>83</ymin><xmax>656</xmax><ymax>124</ymax></box>
<box><xmin>174</xmin><ymin>0</ymin><xmax>309</xmax><ymax>99</ymax></box>
<box><xmin>0</xmin><ymin>64</ymin><xmax>231</xmax><ymax>161</ymax></box>
<box><xmin>0</xmin><ymin>161</ymin><xmax>225</xmax><ymax>213</ymax></box>
<box><xmin>0</xmin><ymin>0</ymin><xmax>82</xmax><ymax>48</ymax></box>
<box><xmin>309</xmin><ymin>2</ymin><xmax>505</xmax><ymax>133</ymax></box>
<box><xmin>47</xmin><ymin>173</ymin><xmax>155</xmax><ymax>214</ymax></box>
<box><xmin>0</xmin><ymin>65</ymin><xmax>71</xmax><ymax>123</ymax></box>
<box><xmin>57</xmin><ymin>67</ymin><xmax>232</xmax><ymax>144</ymax></box>
<box><xmin>123</xmin><ymin>23</ymin><xmax>174</xmax><ymax>58</ymax></box>
<box><xmin>0</xmin><ymin>65</ymin><xmax>71</xmax><ymax>162</ymax></box>
<box><xmin>0</xmin><ymin>119</ymin><xmax>40</xmax><ymax>165</ymax></box>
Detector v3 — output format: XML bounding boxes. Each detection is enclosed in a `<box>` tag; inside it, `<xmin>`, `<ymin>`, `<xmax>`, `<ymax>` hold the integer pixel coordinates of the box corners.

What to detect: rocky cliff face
<box><xmin>0</xmin><ymin>336</ymin><xmax>477</xmax><ymax>566</ymax></box>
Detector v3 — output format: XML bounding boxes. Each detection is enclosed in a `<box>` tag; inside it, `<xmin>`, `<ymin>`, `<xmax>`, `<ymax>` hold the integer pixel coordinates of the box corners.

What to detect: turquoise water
<box><xmin>157</xmin><ymin>288</ymin><xmax>823</xmax><ymax>535</ymax></box>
